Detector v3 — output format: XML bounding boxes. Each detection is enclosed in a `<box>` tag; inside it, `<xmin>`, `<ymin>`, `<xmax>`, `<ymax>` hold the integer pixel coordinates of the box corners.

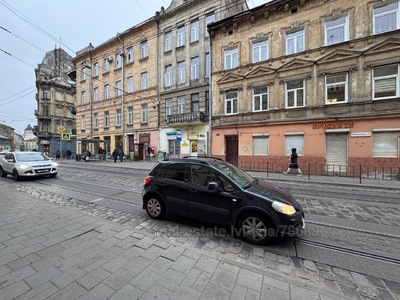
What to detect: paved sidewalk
<box><xmin>0</xmin><ymin>160</ymin><xmax>399</xmax><ymax>299</ymax></box>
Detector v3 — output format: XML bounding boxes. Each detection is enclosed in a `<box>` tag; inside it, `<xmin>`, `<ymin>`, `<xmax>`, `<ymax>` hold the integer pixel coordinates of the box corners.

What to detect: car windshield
<box><xmin>15</xmin><ymin>153</ymin><xmax>48</xmax><ymax>162</ymax></box>
<box><xmin>213</xmin><ymin>161</ymin><xmax>254</xmax><ymax>189</ymax></box>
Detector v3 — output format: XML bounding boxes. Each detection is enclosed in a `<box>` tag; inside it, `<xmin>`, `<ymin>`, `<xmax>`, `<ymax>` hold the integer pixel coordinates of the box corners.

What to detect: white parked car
<box><xmin>0</xmin><ymin>151</ymin><xmax>58</xmax><ymax>180</ymax></box>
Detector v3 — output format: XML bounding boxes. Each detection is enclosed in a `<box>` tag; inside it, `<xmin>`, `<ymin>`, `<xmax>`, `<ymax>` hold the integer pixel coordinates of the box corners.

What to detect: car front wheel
<box><xmin>145</xmin><ymin>197</ymin><xmax>165</xmax><ymax>219</ymax></box>
<box><xmin>13</xmin><ymin>169</ymin><xmax>20</xmax><ymax>181</ymax></box>
<box><xmin>238</xmin><ymin>214</ymin><xmax>273</xmax><ymax>245</ymax></box>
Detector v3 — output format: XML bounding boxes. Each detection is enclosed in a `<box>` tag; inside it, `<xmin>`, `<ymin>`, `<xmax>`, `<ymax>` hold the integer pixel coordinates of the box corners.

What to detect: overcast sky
<box><xmin>0</xmin><ymin>0</ymin><xmax>267</xmax><ymax>134</ymax></box>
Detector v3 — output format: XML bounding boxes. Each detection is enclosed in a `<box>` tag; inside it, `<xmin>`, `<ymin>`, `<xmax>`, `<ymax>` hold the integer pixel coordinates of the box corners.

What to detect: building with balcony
<box><xmin>35</xmin><ymin>48</ymin><xmax>76</xmax><ymax>158</ymax></box>
<box><xmin>157</xmin><ymin>0</ymin><xmax>248</xmax><ymax>158</ymax></box>
<box><xmin>0</xmin><ymin>123</ymin><xmax>14</xmax><ymax>151</ymax></box>
<box><xmin>208</xmin><ymin>0</ymin><xmax>400</xmax><ymax>174</ymax></box>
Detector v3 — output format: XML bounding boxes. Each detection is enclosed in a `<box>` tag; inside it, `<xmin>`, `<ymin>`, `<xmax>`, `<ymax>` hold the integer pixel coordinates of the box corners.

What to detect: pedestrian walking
<box><xmin>66</xmin><ymin>149</ymin><xmax>72</xmax><ymax>160</ymax></box>
<box><xmin>119</xmin><ymin>149</ymin><xmax>124</xmax><ymax>162</ymax></box>
<box><xmin>55</xmin><ymin>150</ymin><xmax>60</xmax><ymax>161</ymax></box>
<box><xmin>112</xmin><ymin>149</ymin><xmax>118</xmax><ymax>163</ymax></box>
<box><xmin>283</xmin><ymin>148</ymin><xmax>302</xmax><ymax>175</ymax></box>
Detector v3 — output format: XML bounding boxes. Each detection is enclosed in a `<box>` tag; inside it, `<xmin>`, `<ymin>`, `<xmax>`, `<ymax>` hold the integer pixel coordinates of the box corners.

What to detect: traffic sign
<box><xmin>61</xmin><ymin>133</ymin><xmax>71</xmax><ymax>140</ymax></box>
<box><xmin>58</xmin><ymin>126</ymin><xmax>65</xmax><ymax>132</ymax></box>
<box><xmin>176</xmin><ymin>129</ymin><xmax>182</xmax><ymax>142</ymax></box>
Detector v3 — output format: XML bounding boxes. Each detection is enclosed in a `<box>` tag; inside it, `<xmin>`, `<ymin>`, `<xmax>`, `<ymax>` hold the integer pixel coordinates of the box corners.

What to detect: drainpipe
<box><xmin>88</xmin><ymin>49</ymin><xmax>93</xmax><ymax>140</ymax></box>
<box><xmin>117</xmin><ymin>33</ymin><xmax>125</xmax><ymax>155</ymax></box>
<box><xmin>208</xmin><ymin>29</ymin><xmax>213</xmax><ymax>156</ymax></box>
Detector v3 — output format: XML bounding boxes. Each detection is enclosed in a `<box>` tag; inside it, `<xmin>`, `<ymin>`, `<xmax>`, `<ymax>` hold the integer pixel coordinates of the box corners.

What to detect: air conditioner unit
<box><xmin>107</xmin><ymin>56</ymin><xmax>113</xmax><ymax>62</ymax></box>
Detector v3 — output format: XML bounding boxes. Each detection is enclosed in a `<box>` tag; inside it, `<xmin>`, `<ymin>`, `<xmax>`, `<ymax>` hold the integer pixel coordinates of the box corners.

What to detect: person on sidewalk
<box><xmin>112</xmin><ymin>149</ymin><xmax>118</xmax><ymax>163</ymax></box>
<box><xmin>283</xmin><ymin>148</ymin><xmax>302</xmax><ymax>176</ymax></box>
<box><xmin>119</xmin><ymin>149</ymin><xmax>124</xmax><ymax>162</ymax></box>
<box><xmin>55</xmin><ymin>150</ymin><xmax>61</xmax><ymax>161</ymax></box>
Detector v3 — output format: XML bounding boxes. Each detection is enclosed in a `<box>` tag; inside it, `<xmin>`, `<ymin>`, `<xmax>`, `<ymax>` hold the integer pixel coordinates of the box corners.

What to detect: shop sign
<box><xmin>313</xmin><ymin>122</ymin><xmax>354</xmax><ymax>129</ymax></box>
<box><xmin>351</xmin><ymin>132</ymin><xmax>371</xmax><ymax>137</ymax></box>
<box><xmin>188</xmin><ymin>132</ymin><xmax>199</xmax><ymax>140</ymax></box>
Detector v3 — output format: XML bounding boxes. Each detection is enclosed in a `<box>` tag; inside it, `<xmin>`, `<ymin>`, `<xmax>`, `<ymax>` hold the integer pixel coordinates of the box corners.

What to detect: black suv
<box><xmin>142</xmin><ymin>157</ymin><xmax>304</xmax><ymax>245</ymax></box>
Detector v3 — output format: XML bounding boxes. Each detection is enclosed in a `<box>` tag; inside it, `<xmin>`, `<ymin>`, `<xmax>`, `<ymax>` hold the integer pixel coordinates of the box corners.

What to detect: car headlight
<box><xmin>18</xmin><ymin>164</ymin><xmax>31</xmax><ymax>169</ymax></box>
<box><xmin>53</xmin><ymin>162</ymin><xmax>58</xmax><ymax>167</ymax></box>
<box><xmin>272</xmin><ymin>201</ymin><xmax>296</xmax><ymax>216</ymax></box>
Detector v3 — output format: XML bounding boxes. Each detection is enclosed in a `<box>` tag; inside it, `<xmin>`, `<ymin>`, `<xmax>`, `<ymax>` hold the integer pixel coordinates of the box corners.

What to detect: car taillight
<box><xmin>144</xmin><ymin>176</ymin><xmax>151</xmax><ymax>186</ymax></box>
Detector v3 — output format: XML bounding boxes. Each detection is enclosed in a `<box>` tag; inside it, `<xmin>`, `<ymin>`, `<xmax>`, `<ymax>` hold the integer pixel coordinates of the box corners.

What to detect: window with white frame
<box><xmin>116</xmin><ymin>109</ymin><xmax>121</xmax><ymax>126</ymax></box>
<box><xmin>81</xmin><ymin>91</ymin><xmax>86</xmax><ymax>105</ymax></box>
<box><xmin>191</xmin><ymin>94</ymin><xmax>199</xmax><ymax>112</ymax></box>
<box><xmin>177</xmin><ymin>26</ymin><xmax>185</xmax><ymax>47</ymax></box>
<box><xmin>104</xmin><ymin>58</ymin><xmax>110</xmax><ymax>72</ymax></box>
<box><xmin>206</xmin><ymin>53</ymin><xmax>211</xmax><ymax>77</ymax></box>
<box><xmin>141</xmin><ymin>103</ymin><xmax>148</xmax><ymax>123</ymax></box>
<box><xmin>373</xmin><ymin>64</ymin><xmax>399</xmax><ymax>100</ymax></box>
<box><xmin>127</xmin><ymin>76</ymin><xmax>134</xmax><ymax>93</ymax></box>
<box><xmin>286</xmin><ymin>29</ymin><xmax>304</xmax><ymax>55</ymax></box>
<box><xmin>165</xmin><ymin>65</ymin><xmax>173</xmax><ymax>86</ymax></box>
<box><xmin>205</xmin><ymin>14</ymin><xmax>215</xmax><ymax>37</ymax></box>
<box><xmin>165</xmin><ymin>31</ymin><xmax>172</xmax><ymax>52</ymax></box>
<box><xmin>81</xmin><ymin>116</ymin><xmax>86</xmax><ymax>130</ymax></box>
<box><xmin>374</xmin><ymin>2</ymin><xmax>399</xmax><ymax>34</ymax></box>
<box><xmin>325</xmin><ymin>73</ymin><xmax>348</xmax><ymax>104</ymax></box>
<box><xmin>285</xmin><ymin>134</ymin><xmax>304</xmax><ymax>155</ymax></box>
<box><xmin>141</xmin><ymin>72</ymin><xmax>148</xmax><ymax>89</ymax></box>
<box><xmin>178</xmin><ymin>96</ymin><xmax>185</xmax><ymax>114</ymax></box>
<box><xmin>166</xmin><ymin>99</ymin><xmax>173</xmax><ymax>116</ymax></box>
<box><xmin>191</xmin><ymin>19</ymin><xmax>199</xmax><ymax>42</ymax></box>
<box><xmin>127</xmin><ymin>47</ymin><xmax>133</xmax><ymax>63</ymax></box>
<box><xmin>128</xmin><ymin>107</ymin><xmax>133</xmax><ymax>124</ymax></box>
<box><xmin>325</xmin><ymin>15</ymin><xmax>348</xmax><ymax>46</ymax></box>
<box><xmin>93</xmin><ymin>63</ymin><xmax>99</xmax><ymax>76</ymax></box>
<box><xmin>116</xmin><ymin>80</ymin><xmax>122</xmax><ymax>97</ymax></box>
<box><xmin>225</xmin><ymin>91</ymin><xmax>238</xmax><ymax>115</ymax></box>
<box><xmin>104</xmin><ymin>84</ymin><xmax>110</xmax><ymax>99</ymax></box>
<box><xmin>253</xmin><ymin>86</ymin><xmax>268</xmax><ymax>111</ymax></box>
<box><xmin>141</xmin><ymin>41</ymin><xmax>148</xmax><ymax>58</ymax></box>
<box><xmin>81</xmin><ymin>67</ymin><xmax>86</xmax><ymax>81</ymax></box>
<box><xmin>252</xmin><ymin>40</ymin><xmax>268</xmax><ymax>63</ymax></box>
<box><xmin>104</xmin><ymin>111</ymin><xmax>109</xmax><ymax>127</ymax></box>
<box><xmin>253</xmin><ymin>135</ymin><xmax>269</xmax><ymax>155</ymax></box>
<box><xmin>191</xmin><ymin>56</ymin><xmax>199</xmax><ymax>79</ymax></box>
<box><xmin>115</xmin><ymin>54</ymin><xmax>122</xmax><ymax>69</ymax></box>
<box><xmin>286</xmin><ymin>80</ymin><xmax>305</xmax><ymax>108</ymax></box>
<box><xmin>224</xmin><ymin>48</ymin><xmax>238</xmax><ymax>70</ymax></box>
<box><xmin>373</xmin><ymin>131</ymin><xmax>399</xmax><ymax>157</ymax></box>
<box><xmin>43</xmin><ymin>90</ymin><xmax>49</xmax><ymax>99</ymax></box>
<box><xmin>94</xmin><ymin>87</ymin><xmax>99</xmax><ymax>102</ymax></box>
<box><xmin>94</xmin><ymin>113</ymin><xmax>99</xmax><ymax>128</ymax></box>
<box><xmin>178</xmin><ymin>61</ymin><xmax>185</xmax><ymax>83</ymax></box>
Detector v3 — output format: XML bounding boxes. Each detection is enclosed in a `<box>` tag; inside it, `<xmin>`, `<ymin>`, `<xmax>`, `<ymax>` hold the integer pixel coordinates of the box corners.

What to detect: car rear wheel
<box><xmin>13</xmin><ymin>169</ymin><xmax>20</xmax><ymax>181</ymax></box>
<box><xmin>0</xmin><ymin>167</ymin><xmax>6</xmax><ymax>178</ymax></box>
<box><xmin>238</xmin><ymin>214</ymin><xmax>273</xmax><ymax>245</ymax></box>
<box><xmin>145</xmin><ymin>196</ymin><xmax>165</xmax><ymax>219</ymax></box>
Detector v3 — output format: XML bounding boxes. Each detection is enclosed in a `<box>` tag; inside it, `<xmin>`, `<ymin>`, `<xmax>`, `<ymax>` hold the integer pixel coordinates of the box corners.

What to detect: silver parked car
<box><xmin>0</xmin><ymin>151</ymin><xmax>58</xmax><ymax>180</ymax></box>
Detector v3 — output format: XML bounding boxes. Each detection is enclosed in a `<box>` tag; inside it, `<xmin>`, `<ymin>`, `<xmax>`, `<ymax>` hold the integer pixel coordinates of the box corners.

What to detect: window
<box><xmin>81</xmin><ymin>67</ymin><xmax>86</xmax><ymax>81</ymax></box>
<box><xmin>191</xmin><ymin>94</ymin><xmax>199</xmax><ymax>112</ymax></box>
<box><xmin>165</xmin><ymin>65</ymin><xmax>173</xmax><ymax>86</ymax></box>
<box><xmin>81</xmin><ymin>91</ymin><xmax>86</xmax><ymax>105</ymax></box>
<box><xmin>164</xmin><ymin>163</ymin><xmax>186</xmax><ymax>181</ymax></box>
<box><xmin>285</xmin><ymin>134</ymin><xmax>304</xmax><ymax>155</ymax></box>
<box><xmin>286</xmin><ymin>29</ymin><xmax>304</xmax><ymax>55</ymax></box>
<box><xmin>325</xmin><ymin>15</ymin><xmax>348</xmax><ymax>45</ymax></box>
<box><xmin>177</xmin><ymin>26</ymin><xmax>185</xmax><ymax>47</ymax></box>
<box><xmin>206</xmin><ymin>53</ymin><xmax>211</xmax><ymax>77</ymax></box>
<box><xmin>115</xmin><ymin>54</ymin><xmax>122</xmax><ymax>69</ymax></box>
<box><xmin>93</xmin><ymin>63</ymin><xmax>99</xmax><ymax>76</ymax></box>
<box><xmin>141</xmin><ymin>72</ymin><xmax>148</xmax><ymax>89</ymax></box>
<box><xmin>165</xmin><ymin>31</ymin><xmax>172</xmax><ymax>52</ymax></box>
<box><xmin>127</xmin><ymin>47</ymin><xmax>133</xmax><ymax>63</ymax></box>
<box><xmin>104</xmin><ymin>111</ymin><xmax>109</xmax><ymax>127</ymax></box>
<box><xmin>253</xmin><ymin>135</ymin><xmax>269</xmax><ymax>155</ymax></box>
<box><xmin>205</xmin><ymin>91</ymin><xmax>210</xmax><ymax>114</ymax></box>
<box><xmin>191</xmin><ymin>56</ymin><xmax>199</xmax><ymax>79</ymax></box>
<box><xmin>190</xmin><ymin>165</ymin><xmax>217</xmax><ymax>187</ymax></box>
<box><xmin>128</xmin><ymin>107</ymin><xmax>133</xmax><ymax>124</ymax></box>
<box><xmin>253</xmin><ymin>87</ymin><xmax>268</xmax><ymax>111</ymax></box>
<box><xmin>325</xmin><ymin>73</ymin><xmax>348</xmax><ymax>104</ymax></box>
<box><xmin>205</xmin><ymin>14</ymin><xmax>215</xmax><ymax>37</ymax></box>
<box><xmin>166</xmin><ymin>99</ymin><xmax>173</xmax><ymax>116</ymax></box>
<box><xmin>225</xmin><ymin>91</ymin><xmax>238</xmax><ymax>114</ymax></box>
<box><xmin>168</xmin><ymin>140</ymin><xmax>181</xmax><ymax>156</ymax></box>
<box><xmin>141</xmin><ymin>104</ymin><xmax>148</xmax><ymax>123</ymax></box>
<box><xmin>104</xmin><ymin>84</ymin><xmax>110</xmax><ymax>99</ymax></box>
<box><xmin>141</xmin><ymin>41</ymin><xmax>148</xmax><ymax>58</ymax></box>
<box><xmin>116</xmin><ymin>80</ymin><xmax>122</xmax><ymax>97</ymax></box>
<box><xmin>373</xmin><ymin>131</ymin><xmax>399</xmax><ymax>157</ymax></box>
<box><xmin>94</xmin><ymin>113</ymin><xmax>99</xmax><ymax>128</ymax></box>
<box><xmin>224</xmin><ymin>48</ymin><xmax>238</xmax><ymax>70</ymax></box>
<box><xmin>81</xmin><ymin>116</ymin><xmax>86</xmax><ymax>130</ymax></box>
<box><xmin>104</xmin><ymin>58</ymin><xmax>110</xmax><ymax>72</ymax></box>
<box><xmin>373</xmin><ymin>64</ymin><xmax>399</xmax><ymax>99</ymax></box>
<box><xmin>127</xmin><ymin>76</ymin><xmax>134</xmax><ymax>93</ymax></box>
<box><xmin>177</xmin><ymin>61</ymin><xmax>185</xmax><ymax>83</ymax></box>
<box><xmin>94</xmin><ymin>87</ymin><xmax>99</xmax><ymax>102</ymax></box>
<box><xmin>286</xmin><ymin>80</ymin><xmax>305</xmax><ymax>108</ymax></box>
<box><xmin>374</xmin><ymin>2</ymin><xmax>399</xmax><ymax>34</ymax></box>
<box><xmin>252</xmin><ymin>40</ymin><xmax>268</xmax><ymax>63</ymax></box>
<box><xmin>178</xmin><ymin>96</ymin><xmax>185</xmax><ymax>114</ymax></box>
<box><xmin>116</xmin><ymin>109</ymin><xmax>121</xmax><ymax>126</ymax></box>
<box><xmin>43</xmin><ymin>90</ymin><xmax>49</xmax><ymax>99</ymax></box>
<box><xmin>191</xmin><ymin>19</ymin><xmax>199</xmax><ymax>42</ymax></box>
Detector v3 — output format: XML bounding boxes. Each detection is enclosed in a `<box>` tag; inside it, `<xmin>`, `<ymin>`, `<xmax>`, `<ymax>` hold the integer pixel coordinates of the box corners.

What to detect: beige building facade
<box><xmin>209</xmin><ymin>0</ymin><xmax>400</xmax><ymax>175</ymax></box>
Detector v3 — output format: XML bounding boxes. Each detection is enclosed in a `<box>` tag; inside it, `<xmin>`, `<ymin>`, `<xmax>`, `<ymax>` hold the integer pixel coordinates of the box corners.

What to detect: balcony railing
<box><xmin>167</xmin><ymin>111</ymin><xmax>205</xmax><ymax>124</ymax></box>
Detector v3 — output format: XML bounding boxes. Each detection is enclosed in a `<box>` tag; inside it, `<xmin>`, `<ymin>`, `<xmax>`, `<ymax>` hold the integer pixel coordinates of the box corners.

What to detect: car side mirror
<box><xmin>207</xmin><ymin>182</ymin><xmax>220</xmax><ymax>191</ymax></box>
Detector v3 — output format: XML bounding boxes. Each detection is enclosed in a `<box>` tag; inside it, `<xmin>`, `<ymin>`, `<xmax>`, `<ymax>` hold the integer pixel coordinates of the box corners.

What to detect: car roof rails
<box><xmin>181</xmin><ymin>156</ymin><xmax>223</xmax><ymax>161</ymax></box>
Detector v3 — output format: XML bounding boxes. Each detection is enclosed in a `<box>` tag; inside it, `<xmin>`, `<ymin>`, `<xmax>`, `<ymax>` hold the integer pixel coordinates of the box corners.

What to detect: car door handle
<box><xmin>187</xmin><ymin>188</ymin><xmax>198</xmax><ymax>193</ymax></box>
<box><xmin>232</xmin><ymin>199</ymin><xmax>237</xmax><ymax>202</ymax></box>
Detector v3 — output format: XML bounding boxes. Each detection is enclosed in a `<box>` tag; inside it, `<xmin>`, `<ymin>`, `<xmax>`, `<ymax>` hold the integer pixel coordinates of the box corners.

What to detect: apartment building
<box><xmin>73</xmin><ymin>18</ymin><xmax>158</xmax><ymax>160</ymax></box>
<box><xmin>35</xmin><ymin>48</ymin><xmax>76</xmax><ymax>157</ymax></box>
<box><xmin>209</xmin><ymin>0</ymin><xmax>400</xmax><ymax>174</ymax></box>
